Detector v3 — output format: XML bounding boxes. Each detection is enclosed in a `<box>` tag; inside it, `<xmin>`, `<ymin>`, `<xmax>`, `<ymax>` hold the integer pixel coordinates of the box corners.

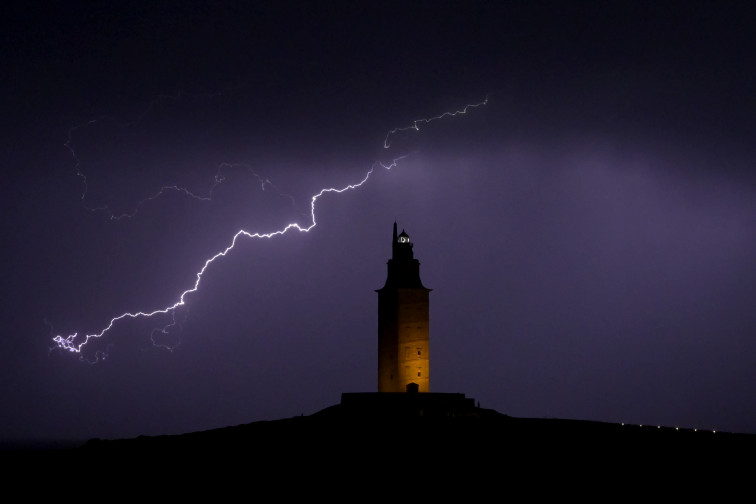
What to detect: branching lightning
<box><xmin>383</xmin><ymin>95</ymin><xmax>488</xmax><ymax>148</ymax></box>
<box><xmin>52</xmin><ymin>96</ymin><xmax>488</xmax><ymax>362</ymax></box>
<box><xmin>52</xmin><ymin>159</ymin><xmax>403</xmax><ymax>361</ymax></box>
<box><xmin>65</xmin><ymin>87</ymin><xmax>255</xmax><ymax>220</ymax></box>
<box><xmin>69</xmin><ymin>162</ymin><xmax>302</xmax><ymax>221</ymax></box>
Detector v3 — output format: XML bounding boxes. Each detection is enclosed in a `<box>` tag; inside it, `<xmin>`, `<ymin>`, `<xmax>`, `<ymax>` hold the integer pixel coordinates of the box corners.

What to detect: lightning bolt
<box><xmin>52</xmin><ymin>97</ymin><xmax>488</xmax><ymax>362</ymax></box>
<box><xmin>383</xmin><ymin>95</ymin><xmax>489</xmax><ymax>148</ymax></box>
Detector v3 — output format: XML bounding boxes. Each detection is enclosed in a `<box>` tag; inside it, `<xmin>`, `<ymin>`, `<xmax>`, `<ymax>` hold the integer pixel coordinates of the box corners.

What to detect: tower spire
<box><xmin>392</xmin><ymin>221</ymin><xmax>398</xmax><ymax>258</ymax></box>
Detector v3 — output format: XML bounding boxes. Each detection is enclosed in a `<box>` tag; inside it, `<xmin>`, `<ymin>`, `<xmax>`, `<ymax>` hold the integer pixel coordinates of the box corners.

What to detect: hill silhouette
<box><xmin>78</xmin><ymin>393</ymin><xmax>755</xmax><ymax>462</ymax></box>
<box><xmin>6</xmin><ymin>392</ymin><xmax>754</xmax><ymax>490</ymax></box>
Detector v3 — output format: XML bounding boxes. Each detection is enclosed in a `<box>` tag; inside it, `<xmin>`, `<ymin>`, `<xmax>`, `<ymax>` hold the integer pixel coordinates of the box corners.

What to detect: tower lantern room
<box><xmin>377</xmin><ymin>222</ymin><xmax>431</xmax><ymax>392</ymax></box>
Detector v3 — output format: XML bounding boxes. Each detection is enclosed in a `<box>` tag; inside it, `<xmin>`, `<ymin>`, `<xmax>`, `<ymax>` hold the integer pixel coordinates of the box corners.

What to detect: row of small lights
<box><xmin>620</xmin><ymin>422</ymin><xmax>718</xmax><ymax>434</ymax></box>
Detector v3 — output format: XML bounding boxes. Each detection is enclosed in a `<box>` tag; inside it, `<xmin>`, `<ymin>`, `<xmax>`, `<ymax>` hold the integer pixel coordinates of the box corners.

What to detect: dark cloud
<box><xmin>1</xmin><ymin>2</ymin><xmax>755</xmax><ymax>441</ymax></box>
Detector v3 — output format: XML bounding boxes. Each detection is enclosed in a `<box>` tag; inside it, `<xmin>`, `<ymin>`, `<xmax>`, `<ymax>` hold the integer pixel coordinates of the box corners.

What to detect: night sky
<box><xmin>3</xmin><ymin>1</ymin><xmax>756</xmax><ymax>442</ymax></box>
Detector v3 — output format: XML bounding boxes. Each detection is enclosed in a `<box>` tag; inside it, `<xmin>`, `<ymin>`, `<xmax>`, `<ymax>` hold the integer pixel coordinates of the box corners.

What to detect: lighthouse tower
<box><xmin>377</xmin><ymin>222</ymin><xmax>431</xmax><ymax>392</ymax></box>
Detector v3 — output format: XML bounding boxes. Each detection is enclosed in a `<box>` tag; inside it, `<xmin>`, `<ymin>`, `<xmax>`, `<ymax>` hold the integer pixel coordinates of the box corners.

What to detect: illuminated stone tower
<box><xmin>377</xmin><ymin>222</ymin><xmax>430</xmax><ymax>392</ymax></box>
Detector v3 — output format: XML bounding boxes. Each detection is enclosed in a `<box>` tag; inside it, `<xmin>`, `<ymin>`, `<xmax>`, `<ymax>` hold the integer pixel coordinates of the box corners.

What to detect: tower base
<box><xmin>340</xmin><ymin>392</ymin><xmax>476</xmax><ymax>418</ymax></box>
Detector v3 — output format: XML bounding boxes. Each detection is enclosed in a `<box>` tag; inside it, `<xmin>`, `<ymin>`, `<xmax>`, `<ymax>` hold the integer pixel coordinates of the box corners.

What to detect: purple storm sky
<box><xmin>2</xmin><ymin>2</ymin><xmax>756</xmax><ymax>442</ymax></box>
